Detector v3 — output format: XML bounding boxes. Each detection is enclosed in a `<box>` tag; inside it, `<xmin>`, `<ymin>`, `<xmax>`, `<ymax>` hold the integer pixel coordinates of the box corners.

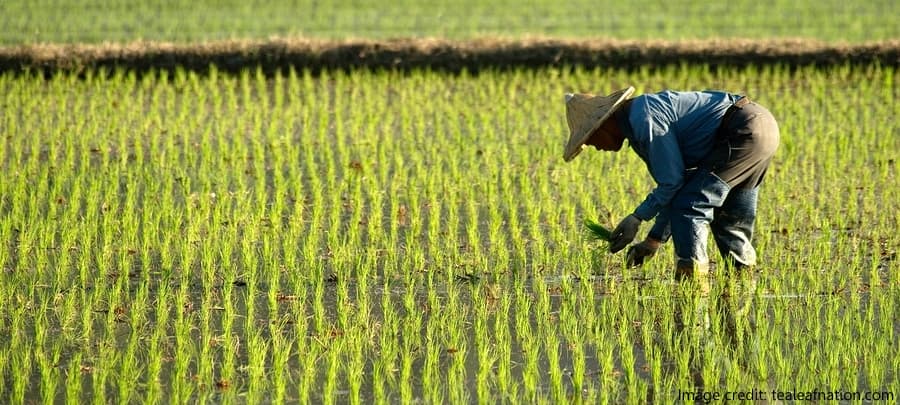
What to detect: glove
<box><xmin>609</xmin><ymin>214</ymin><xmax>641</xmax><ymax>253</ymax></box>
<box><xmin>626</xmin><ymin>239</ymin><xmax>660</xmax><ymax>267</ymax></box>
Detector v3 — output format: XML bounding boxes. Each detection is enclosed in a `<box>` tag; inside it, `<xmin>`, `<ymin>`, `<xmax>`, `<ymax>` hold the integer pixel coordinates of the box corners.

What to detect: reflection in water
<box><xmin>672</xmin><ymin>270</ymin><xmax>759</xmax><ymax>395</ymax></box>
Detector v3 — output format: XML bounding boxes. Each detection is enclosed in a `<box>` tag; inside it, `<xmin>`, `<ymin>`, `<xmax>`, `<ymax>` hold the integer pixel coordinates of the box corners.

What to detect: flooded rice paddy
<box><xmin>1</xmin><ymin>65</ymin><xmax>897</xmax><ymax>403</ymax></box>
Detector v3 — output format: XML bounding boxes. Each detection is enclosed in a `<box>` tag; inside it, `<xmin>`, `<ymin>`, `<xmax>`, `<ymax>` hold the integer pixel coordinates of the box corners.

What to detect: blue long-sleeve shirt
<box><xmin>617</xmin><ymin>90</ymin><xmax>742</xmax><ymax>225</ymax></box>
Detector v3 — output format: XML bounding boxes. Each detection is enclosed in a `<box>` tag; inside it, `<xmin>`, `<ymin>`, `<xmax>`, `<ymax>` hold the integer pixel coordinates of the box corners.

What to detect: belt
<box><xmin>720</xmin><ymin>96</ymin><xmax>751</xmax><ymax>130</ymax></box>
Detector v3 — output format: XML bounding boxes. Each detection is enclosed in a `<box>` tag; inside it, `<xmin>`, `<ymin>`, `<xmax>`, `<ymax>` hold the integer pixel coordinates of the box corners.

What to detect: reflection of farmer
<box><xmin>564</xmin><ymin>87</ymin><xmax>779</xmax><ymax>278</ymax></box>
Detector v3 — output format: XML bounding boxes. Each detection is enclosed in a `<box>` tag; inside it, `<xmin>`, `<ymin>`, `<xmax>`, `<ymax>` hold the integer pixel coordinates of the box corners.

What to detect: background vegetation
<box><xmin>2</xmin><ymin>0</ymin><xmax>899</xmax><ymax>45</ymax></box>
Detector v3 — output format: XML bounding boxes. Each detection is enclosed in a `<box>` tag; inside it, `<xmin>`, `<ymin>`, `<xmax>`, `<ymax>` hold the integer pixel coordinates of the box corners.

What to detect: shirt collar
<box><xmin>616</xmin><ymin>103</ymin><xmax>635</xmax><ymax>143</ymax></box>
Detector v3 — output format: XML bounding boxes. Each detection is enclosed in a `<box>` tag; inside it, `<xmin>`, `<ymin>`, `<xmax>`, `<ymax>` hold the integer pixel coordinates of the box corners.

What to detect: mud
<box><xmin>1</xmin><ymin>37</ymin><xmax>898</xmax><ymax>76</ymax></box>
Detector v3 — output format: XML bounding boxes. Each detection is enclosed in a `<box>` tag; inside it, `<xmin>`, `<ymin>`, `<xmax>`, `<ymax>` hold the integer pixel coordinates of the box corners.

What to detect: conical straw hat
<box><xmin>563</xmin><ymin>86</ymin><xmax>635</xmax><ymax>162</ymax></box>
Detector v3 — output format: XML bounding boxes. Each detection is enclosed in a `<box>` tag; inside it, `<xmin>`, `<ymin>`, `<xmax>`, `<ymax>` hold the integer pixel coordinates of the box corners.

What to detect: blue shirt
<box><xmin>618</xmin><ymin>90</ymin><xmax>742</xmax><ymax>221</ymax></box>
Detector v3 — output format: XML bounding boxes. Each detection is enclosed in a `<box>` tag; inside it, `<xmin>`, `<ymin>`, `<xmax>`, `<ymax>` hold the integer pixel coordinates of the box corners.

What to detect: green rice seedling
<box><xmin>422</xmin><ymin>318</ymin><xmax>445</xmax><ymax>404</ymax></box>
<box><xmin>37</xmin><ymin>342</ymin><xmax>59</xmax><ymax>405</ymax></box>
<box><xmin>117</xmin><ymin>332</ymin><xmax>143</xmax><ymax>404</ymax></box>
<box><xmin>9</xmin><ymin>339</ymin><xmax>30</xmax><ymax>403</ymax></box>
<box><xmin>342</xmin><ymin>333</ymin><xmax>365</xmax><ymax>405</ymax></box>
<box><xmin>246</xmin><ymin>329</ymin><xmax>271</xmax><ymax>403</ymax></box>
<box><xmin>297</xmin><ymin>345</ymin><xmax>323</xmax><ymax>405</ymax></box>
<box><xmin>270</xmin><ymin>332</ymin><xmax>293</xmax><ymax>404</ymax></box>
<box><xmin>583</xmin><ymin>218</ymin><xmax>613</xmax><ymax>242</ymax></box>
<box><xmin>511</xmin><ymin>277</ymin><xmax>539</xmax><ymax>401</ymax></box>
<box><xmin>489</xmin><ymin>287</ymin><xmax>515</xmax><ymax>398</ymax></box>
<box><xmin>63</xmin><ymin>354</ymin><xmax>85</xmax><ymax>402</ymax></box>
<box><xmin>469</xmin><ymin>284</ymin><xmax>496</xmax><ymax>402</ymax></box>
<box><xmin>372</xmin><ymin>361</ymin><xmax>391</xmax><ymax>405</ymax></box>
<box><xmin>398</xmin><ymin>341</ymin><xmax>415</xmax><ymax>404</ymax></box>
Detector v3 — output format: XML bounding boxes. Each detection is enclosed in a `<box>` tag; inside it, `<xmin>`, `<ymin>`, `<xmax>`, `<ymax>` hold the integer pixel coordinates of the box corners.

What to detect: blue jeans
<box><xmin>670</xmin><ymin>173</ymin><xmax>759</xmax><ymax>269</ymax></box>
<box><xmin>669</xmin><ymin>101</ymin><xmax>778</xmax><ymax>269</ymax></box>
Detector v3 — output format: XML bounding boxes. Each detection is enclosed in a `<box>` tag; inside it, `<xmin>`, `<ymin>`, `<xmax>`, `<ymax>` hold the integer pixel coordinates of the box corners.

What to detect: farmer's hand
<box><xmin>626</xmin><ymin>238</ymin><xmax>662</xmax><ymax>267</ymax></box>
<box><xmin>609</xmin><ymin>214</ymin><xmax>641</xmax><ymax>253</ymax></box>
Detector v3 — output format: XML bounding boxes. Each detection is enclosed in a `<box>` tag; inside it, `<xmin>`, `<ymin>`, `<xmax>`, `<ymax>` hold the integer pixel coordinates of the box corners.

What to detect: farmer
<box><xmin>563</xmin><ymin>87</ymin><xmax>779</xmax><ymax>279</ymax></box>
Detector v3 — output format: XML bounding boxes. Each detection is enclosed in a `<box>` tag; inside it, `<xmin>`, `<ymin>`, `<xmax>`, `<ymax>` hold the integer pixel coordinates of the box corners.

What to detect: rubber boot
<box><xmin>675</xmin><ymin>260</ymin><xmax>710</xmax><ymax>281</ymax></box>
<box><xmin>675</xmin><ymin>259</ymin><xmax>711</xmax><ymax>295</ymax></box>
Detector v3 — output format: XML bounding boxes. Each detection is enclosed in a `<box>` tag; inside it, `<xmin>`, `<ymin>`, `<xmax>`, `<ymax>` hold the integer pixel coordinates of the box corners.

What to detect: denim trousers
<box><xmin>670</xmin><ymin>101</ymin><xmax>779</xmax><ymax>269</ymax></box>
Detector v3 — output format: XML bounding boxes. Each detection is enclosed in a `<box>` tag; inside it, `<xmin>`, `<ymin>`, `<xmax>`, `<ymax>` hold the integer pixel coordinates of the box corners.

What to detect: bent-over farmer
<box><xmin>564</xmin><ymin>87</ymin><xmax>779</xmax><ymax>279</ymax></box>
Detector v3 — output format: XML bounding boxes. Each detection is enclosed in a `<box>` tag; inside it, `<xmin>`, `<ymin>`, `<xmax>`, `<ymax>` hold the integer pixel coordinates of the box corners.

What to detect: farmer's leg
<box><xmin>711</xmin><ymin>187</ymin><xmax>759</xmax><ymax>269</ymax></box>
<box><xmin>670</xmin><ymin>171</ymin><xmax>731</xmax><ymax>280</ymax></box>
<box><xmin>707</xmin><ymin>101</ymin><xmax>779</xmax><ymax>269</ymax></box>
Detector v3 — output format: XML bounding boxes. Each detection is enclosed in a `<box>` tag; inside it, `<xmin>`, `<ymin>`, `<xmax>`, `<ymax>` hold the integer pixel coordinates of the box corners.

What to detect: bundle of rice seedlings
<box><xmin>583</xmin><ymin>218</ymin><xmax>612</xmax><ymax>242</ymax></box>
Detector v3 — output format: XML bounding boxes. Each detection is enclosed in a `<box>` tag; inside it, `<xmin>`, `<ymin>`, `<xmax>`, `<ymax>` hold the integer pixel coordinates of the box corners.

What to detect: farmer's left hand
<box><xmin>626</xmin><ymin>238</ymin><xmax>661</xmax><ymax>267</ymax></box>
<box><xmin>609</xmin><ymin>214</ymin><xmax>641</xmax><ymax>253</ymax></box>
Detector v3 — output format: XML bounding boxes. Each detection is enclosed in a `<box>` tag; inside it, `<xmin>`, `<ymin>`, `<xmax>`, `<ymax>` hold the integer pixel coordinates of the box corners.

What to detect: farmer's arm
<box><xmin>647</xmin><ymin>207</ymin><xmax>671</xmax><ymax>243</ymax></box>
<box><xmin>631</xmin><ymin>130</ymin><xmax>685</xmax><ymax>222</ymax></box>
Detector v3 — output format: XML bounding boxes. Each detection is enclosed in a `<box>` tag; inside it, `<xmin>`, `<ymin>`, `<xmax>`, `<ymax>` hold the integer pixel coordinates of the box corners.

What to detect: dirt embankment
<box><xmin>2</xmin><ymin>37</ymin><xmax>898</xmax><ymax>75</ymax></box>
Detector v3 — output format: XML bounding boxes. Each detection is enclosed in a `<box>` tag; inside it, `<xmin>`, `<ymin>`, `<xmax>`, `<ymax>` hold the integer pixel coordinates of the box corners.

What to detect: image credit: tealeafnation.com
<box><xmin>677</xmin><ymin>388</ymin><xmax>895</xmax><ymax>403</ymax></box>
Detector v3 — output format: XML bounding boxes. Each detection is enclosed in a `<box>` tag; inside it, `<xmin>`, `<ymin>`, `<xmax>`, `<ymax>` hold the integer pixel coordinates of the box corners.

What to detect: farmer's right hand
<box><xmin>625</xmin><ymin>238</ymin><xmax>662</xmax><ymax>267</ymax></box>
<box><xmin>609</xmin><ymin>214</ymin><xmax>641</xmax><ymax>253</ymax></box>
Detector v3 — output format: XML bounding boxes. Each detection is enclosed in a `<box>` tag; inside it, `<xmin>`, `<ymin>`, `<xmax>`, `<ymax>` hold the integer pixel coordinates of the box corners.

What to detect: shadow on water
<box><xmin>668</xmin><ymin>272</ymin><xmax>759</xmax><ymax>402</ymax></box>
